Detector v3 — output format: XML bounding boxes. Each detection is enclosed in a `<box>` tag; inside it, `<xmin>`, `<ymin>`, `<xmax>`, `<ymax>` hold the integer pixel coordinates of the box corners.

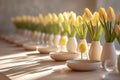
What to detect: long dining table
<box><xmin>0</xmin><ymin>36</ymin><xmax>119</xmax><ymax>80</ymax></box>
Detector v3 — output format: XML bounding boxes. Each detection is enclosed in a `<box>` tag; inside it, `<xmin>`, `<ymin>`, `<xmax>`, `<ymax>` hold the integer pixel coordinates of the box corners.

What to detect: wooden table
<box><xmin>0</xmin><ymin>38</ymin><xmax>117</xmax><ymax>80</ymax></box>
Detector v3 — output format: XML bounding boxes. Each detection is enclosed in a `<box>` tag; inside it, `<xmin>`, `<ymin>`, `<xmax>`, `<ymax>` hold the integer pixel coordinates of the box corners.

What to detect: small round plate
<box><xmin>23</xmin><ymin>42</ymin><xmax>42</xmax><ymax>51</ymax></box>
<box><xmin>14</xmin><ymin>39</ymin><xmax>26</xmax><ymax>46</ymax></box>
<box><xmin>50</xmin><ymin>52</ymin><xmax>79</xmax><ymax>61</ymax></box>
<box><xmin>66</xmin><ymin>60</ymin><xmax>101</xmax><ymax>71</ymax></box>
<box><xmin>38</xmin><ymin>46</ymin><xmax>57</xmax><ymax>54</ymax></box>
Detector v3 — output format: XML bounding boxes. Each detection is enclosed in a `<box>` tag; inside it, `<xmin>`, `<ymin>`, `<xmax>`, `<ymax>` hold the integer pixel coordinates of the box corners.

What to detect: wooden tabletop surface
<box><xmin>0</xmin><ymin>38</ymin><xmax>119</xmax><ymax>80</ymax></box>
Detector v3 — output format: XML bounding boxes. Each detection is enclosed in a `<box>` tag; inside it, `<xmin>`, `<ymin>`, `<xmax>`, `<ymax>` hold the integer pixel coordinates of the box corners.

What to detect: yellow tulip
<box><xmin>115</xmin><ymin>24</ymin><xmax>120</xmax><ymax>36</ymax></box>
<box><xmin>52</xmin><ymin>13</ymin><xmax>58</xmax><ymax>22</ymax></box>
<box><xmin>99</xmin><ymin>8</ymin><xmax>107</xmax><ymax>20</ymax></box>
<box><xmin>69</xmin><ymin>11</ymin><xmax>76</xmax><ymax>24</ymax></box>
<box><xmin>107</xmin><ymin>7</ymin><xmax>115</xmax><ymax>22</ymax></box>
<box><xmin>31</xmin><ymin>16</ymin><xmax>36</xmax><ymax>23</ymax></box>
<box><xmin>78</xmin><ymin>42</ymin><xmax>86</xmax><ymax>53</ymax></box>
<box><xmin>58</xmin><ymin>13</ymin><xmax>64</xmax><ymax>23</ymax></box>
<box><xmin>38</xmin><ymin>14</ymin><xmax>44</xmax><ymax>23</ymax></box>
<box><xmin>91</xmin><ymin>12</ymin><xmax>99</xmax><ymax>26</ymax></box>
<box><xmin>15</xmin><ymin>16</ymin><xmax>22</xmax><ymax>22</ymax></box>
<box><xmin>43</xmin><ymin>16</ymin><xmax>49</xmax><ymax>26</ymax></box>
<box><xmin>82</xmin><ymin>8</ymin><xmax>92</xmax><ymax>22</ymax></box>
<box><xmin>74</xmin><ymin>16</ymin><xmax>83</xmax><ymax>26</ymax></box>
<box><xmin>47</xmin><ymin>13</ymin><xmax>53</xmax><ymax>23</ymax></box>
<box><xmin>117</xmin><ymin>12</ymin><xmax>120</xmax><ymax>22</ymax></box>
<box><xmin>63</xmin><ymin>12</ymin><xmax>69</xmax><ymax>22</ymax></box>
<box><xmin>34</xmin><ymin>18</ymin><xmax>40</xmax><ymax>24</ymax></box>
<box><xmin>22</xmin><ymin>16</ymin><xmax>28</xmax><ymax>22</ymax></box>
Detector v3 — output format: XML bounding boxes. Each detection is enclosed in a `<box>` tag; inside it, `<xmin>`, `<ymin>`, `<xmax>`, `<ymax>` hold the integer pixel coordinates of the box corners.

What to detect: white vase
<box><xmin>36</xmin><ymin>32</ymin><xmax>41</xmax><ymax>44</ymax></box>
<box><xmin>78</xmin><ymin>39</ymin><xmax>88</xmax><ymax>52</ymax></box>
<box><xmin>78</xmin><ymin>39</ymin><xmax>88</xmax><ymax>59</ymax></box>
<box><xmin>41</xmin><ymin>33</ymin><xmax>45</xmax><ymax>45</ymax></box>
<box><xmin>89</xmin><ymin>41</ymin><xmax>102</xmax><ymax>61</ymax></box>
<box><xmin>53</xmin><ymin>34</ymin><xmax>61</xmax><ymax>46</ymax></box>
<box><xmin>67</xmin><ymin>37</ymin><xmax>78</xmax><ymax>52</ymax></box>
<box><xmin>48</xmin><ymin>34</ymin><xmax>54</xmax><ymax>46</ymax></box>
<box><xmin>101</xmin><ymin>42</ymin><xmax>117</xmax><ymax>67</ymax></box>
<box><xmin>44</xmin><ymin>33</ymin><xmax>49</xmax><ymax>45</ymax></box>
<box><xmin>118</xmin><ymin>55</ymin><xmax>120</xmax><ymax>72</ymax></box>
<box><xmin>60</xmin><ymin>35</ymin><xmax>68</xmax><ymax>52</ymax></box>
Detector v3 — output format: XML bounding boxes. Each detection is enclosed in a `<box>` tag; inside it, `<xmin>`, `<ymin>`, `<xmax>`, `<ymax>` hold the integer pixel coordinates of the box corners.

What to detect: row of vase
<box><xmin>16</xmin><ymin>29</ymin><xmax>119</xmax><ymax>71</ymax></box>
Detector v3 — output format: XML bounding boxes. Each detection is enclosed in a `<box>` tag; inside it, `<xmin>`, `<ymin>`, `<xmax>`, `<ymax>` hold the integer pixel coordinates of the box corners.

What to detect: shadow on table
<box><xmin>0</xmin><ymin>52</ymin><xmax>66</xmax><ymax>80</ymax></box>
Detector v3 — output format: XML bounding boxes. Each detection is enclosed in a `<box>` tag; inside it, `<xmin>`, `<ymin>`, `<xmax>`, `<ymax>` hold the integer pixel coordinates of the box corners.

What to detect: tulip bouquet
<box><xmin>73</xmin><ymin>8</ymin><xmax>89</xmax><ymax>39</ymax></box>
<box><xmin>99</xmin><ymin>7</ymin><xmax>116</xmax><ymax>42</ymax></box>
<box><xmin>59</xmin><ymin>11</ymin><xmax>77</xmax><ymax>37</ymax></box>
<box><xmin>12</xmin><ymin>16</ymin><xmax>40</xmax><ymax>32</ymax></box>
<box><xmin>86</xmin><ymin>11</ymin><xmax>103</xmax><ymax>41</ymax></box>
<box><xmin>66</xmin><ymin>11</ymin><xmax>77</xmax><ymax>37</ymax></box>
<box><xmin>54</xmin><ymin>13</ymin><xmax>64</xmax><ymax>35</ymax></box>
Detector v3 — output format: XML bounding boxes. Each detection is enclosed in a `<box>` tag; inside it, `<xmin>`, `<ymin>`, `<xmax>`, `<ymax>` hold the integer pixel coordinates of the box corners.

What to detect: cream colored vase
<box><xmin>53</xmin><ymin>34</ymin><xmax>61</xmax><ymax>46</ymax></box>
<box><xmin>78</xmin><ymin>39</ymin><xmax>88</xmax><ymax>59</ymax></box>
<box><xmin>89</xmin><ymin>41</ymin><xmax>102</xmax><ymax>61</ymax></box>
<box><xmin>67</xmin><ymin>37</ymin><xmax>78</xmax><ymax>52</ymax></box>
<box><xmin>118</xmin><ymin>55</ymin><xmax>120</xmax><ymax>72</ymax></box>
<box><xmin>78</xmin><ymin>39</ymin><xmax>88</xmax><ymax>53</ymax></box>
<box><xmin>101</xmin><ymin>42</ymin><xmax>117</xmax><ymax>66</ymax></box>
<box><xmin>48</xmin><ymin>34</ymin><xmax>54</xmax><ymax>46</ymax></box>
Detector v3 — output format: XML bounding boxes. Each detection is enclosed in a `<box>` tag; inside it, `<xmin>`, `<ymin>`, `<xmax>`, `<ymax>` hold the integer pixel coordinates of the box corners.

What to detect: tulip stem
<box><xmin>81</xmin><ymin>53</ymin><xmax>83</xmax><ymax>60</ymax></box>
<box><xmin>110</xmin><ymin>22</ymin><xmax>112</xmax><ymax>33</ymax></box>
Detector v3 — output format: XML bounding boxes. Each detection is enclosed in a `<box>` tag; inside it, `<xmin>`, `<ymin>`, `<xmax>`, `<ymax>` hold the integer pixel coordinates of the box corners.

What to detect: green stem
<box><xmin>110</xmin><ymin>22</ymin><xmax>112</xmax><ymax>34</ymax></box>
<box><xmin>81</xmin><ymin>53</ymin><xmax>83</xmax><ymax>60</ymax></box>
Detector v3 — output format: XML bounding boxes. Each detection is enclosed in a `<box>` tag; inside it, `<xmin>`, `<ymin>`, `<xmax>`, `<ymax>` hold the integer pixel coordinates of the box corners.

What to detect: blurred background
<box><xmin>0</xmin><ymin>0</ymin><xmax>120</xmax><ymax>49</ymax></box>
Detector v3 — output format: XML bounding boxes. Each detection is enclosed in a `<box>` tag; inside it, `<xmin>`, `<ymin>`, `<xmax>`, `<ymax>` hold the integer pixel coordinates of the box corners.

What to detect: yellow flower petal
<box><xmin>99</xmin><ymin>8</ymin><xmax>107</xmax><ymax>20</ymax></box>
<box><xmin>74</xmin><ymin>16</ymin><xmax>83</xmax><ymax>26</ymax></box>
<box><xmin>63</xmin><ymin>12</ymin><xmax>69</xmax><ymax>22</ymax></box>
<box><xmin>43</xmin><ymin>16</ymin><xmax>48</xmax><ymax>26</ymax></box>
<box><xmin>82</xmin><ymin>8</ymin><xmax>92</xmax><ymax>22</ymax></box>
<box><xmin>69</xmin><ymin>11</ymin><xmax>76</xmax><ymax>25</ymax></box>
<box><xmin>91</xmin><ymin>12</ymin><xmax>99</xmax><ymax>26</ymax></box>
<box><xmin>47</xmin><ymin>13</ymin><xmax>53</xmax><ymax>23</ymax></box>
<box><xmin>31</xmin><ymin>16</ymin><xmax>36</xmax><ymax>23</ymax></box>
<box><xmin>117</xmin><ymin>12</ymin><xmax>120</xmax><ymax>22</ymax></box>
<box><xmin>38</xmin><ymin>14</ymin><xmax>44</xmax><ymax>23</ymax></box>
<box><xmin>52</xmin><ymin>13</ymin><xmax>58</xmax><ymax>22</ymax></box>
<box><xmin>115</xmin><ymin>24</ymin><xmax>120</xmax><ymax>36</ymax></box>
<box><xmin>58</xmin><ymin>13</ymin><xmax>64</xmax><ymax>23</ymax></box>
<box><xmin>107</xmin><ymin>7</ymin><xmax>115</xmax><ymax>22</ymax></box>
<box><xmin>15</xmin><ymin>16</ymin><xmax>22</xmax><ymax>22</ymax></box>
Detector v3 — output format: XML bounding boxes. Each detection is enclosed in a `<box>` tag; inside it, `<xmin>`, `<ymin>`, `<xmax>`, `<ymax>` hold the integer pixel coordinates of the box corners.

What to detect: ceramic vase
<box><xmin>67</xmin><ymin>37</ymin><xmax>78</xmax><ymax>52</ymax></box>
<box><xmin>48</xmin><ymin>34</ymin><xmax>54</xmax><ymax>46</ymax></box>
<box><xmin>78</xmin><ymin>39</ymin><xmax>88</xmax><ymax>59</ymax></box>
<box><xmin>60</xmin><ymin>35</ymin><xmax>68</xmax><ymax>52</ymax></box>
<box><xmin>53</xmin><ymin>34</ymin><xmax>61</xmax><ymax>46</ymax></box>
<box><xmin>101</xmin><ymin>42</ymin><xmax>117</xmax><ymax>67</ymax></box>
<box><xmin>89</xmin><ymin>41</ymin><xmax>102</xmax><ymax>61</ymax></box>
